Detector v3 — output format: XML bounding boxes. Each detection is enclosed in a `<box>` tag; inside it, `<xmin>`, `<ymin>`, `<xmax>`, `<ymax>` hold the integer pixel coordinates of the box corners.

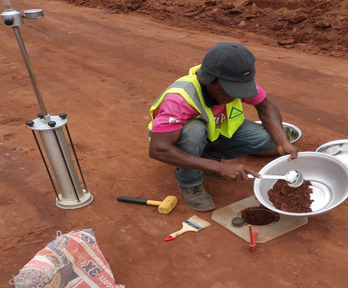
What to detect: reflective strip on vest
<box><xmin>152</xmin><ymin>81</ymin><xmax>209</xmax><ymax>123</ymax></box>
<box><xmin>148</xmin><ymin>69</ymin><xmax>244</xmax><ymax>141</ymax></box>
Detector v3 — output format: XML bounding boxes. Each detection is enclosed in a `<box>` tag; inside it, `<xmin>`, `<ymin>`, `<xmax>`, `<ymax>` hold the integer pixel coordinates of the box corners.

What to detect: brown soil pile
<box><xmin>62</xmin><ymin>0</ymin><xmax>348</xmax><ymax>58</ymax></box>
<box><xmin>268</xmin><ymin>180</ymin><xmax>314</xmax><ymax>213</ymax></box>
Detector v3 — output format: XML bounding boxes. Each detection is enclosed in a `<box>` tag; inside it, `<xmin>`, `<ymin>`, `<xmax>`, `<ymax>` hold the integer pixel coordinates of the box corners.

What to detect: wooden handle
<box><xmin>165</xmin><ymin>222</ymin><xmax>198</xmax><ymax>241</ymax></box>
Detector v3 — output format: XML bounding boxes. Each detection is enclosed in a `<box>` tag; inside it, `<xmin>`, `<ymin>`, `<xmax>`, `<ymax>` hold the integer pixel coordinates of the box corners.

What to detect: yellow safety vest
<box><xmin>148</xmin><ymin>65</ymin><xmax>245</xmax><ymax>141</ymax></box>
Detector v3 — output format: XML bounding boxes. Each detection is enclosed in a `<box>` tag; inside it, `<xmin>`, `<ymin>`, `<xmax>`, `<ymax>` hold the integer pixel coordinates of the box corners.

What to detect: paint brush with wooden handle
<box><xmin>165</xmin><ymin>215</ymin><xmax>211</xmax><ymax>241</ymax></box>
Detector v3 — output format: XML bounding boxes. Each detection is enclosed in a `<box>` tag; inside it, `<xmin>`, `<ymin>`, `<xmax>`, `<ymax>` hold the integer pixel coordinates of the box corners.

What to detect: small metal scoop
<box><xmin>248</xmin><ymin>170</ymin><xmax>304</xmax><ymax>188</ymax></box>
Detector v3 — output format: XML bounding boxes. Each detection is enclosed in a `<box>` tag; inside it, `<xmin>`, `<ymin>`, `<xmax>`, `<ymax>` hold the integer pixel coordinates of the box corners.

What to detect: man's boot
<box><xmin>178</xmin><ymin>184</ymin><xmax>216</xmax><ymax>211</ymax></box>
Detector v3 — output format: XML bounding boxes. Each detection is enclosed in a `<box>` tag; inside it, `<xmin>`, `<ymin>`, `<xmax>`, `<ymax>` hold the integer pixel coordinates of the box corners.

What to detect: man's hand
<box><xmin>255</xmin><ymin>98</ymin><xmax>300</xmax><ymax>161</ymax></box>
<box><xmin>150</xmin><ymin>131</ymin><xmax>261</xmax><ymax>181</ymax></box>
<box><xmin>216</xmin><ymin>163</ymin><xmax>261</xmax><ymax>181</ymax></box>
<box><xmin>277</xmin><ymin>142</ymin><xmax>301</xmax><ymax>161</ymax></box>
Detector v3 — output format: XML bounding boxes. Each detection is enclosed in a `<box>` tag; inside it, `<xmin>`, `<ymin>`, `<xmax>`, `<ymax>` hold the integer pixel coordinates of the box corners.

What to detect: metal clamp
<box><xmin>1</xmin><ymin>10</ymin><xmax>23</xmax><ymax>27</ymax></box>
<box><xmin>1</xmin><ymin>8</ymin><xmax>43</xmax><ymax>27</ymax></box>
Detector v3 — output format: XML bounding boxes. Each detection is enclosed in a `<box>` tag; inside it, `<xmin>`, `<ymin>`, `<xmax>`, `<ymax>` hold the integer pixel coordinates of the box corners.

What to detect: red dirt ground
<box><xmin>65</xmin><ymin>0</ymin><xmax>348</xmax><ymax>58</ymax></box>
<box><xmin>1</xmin><ymin>0</ymin><xmax>348</xmax><ymax>287</ymax></box>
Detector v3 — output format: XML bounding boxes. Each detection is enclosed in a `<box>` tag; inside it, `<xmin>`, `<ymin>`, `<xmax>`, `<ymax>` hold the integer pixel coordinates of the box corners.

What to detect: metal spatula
<box><xmin>248</xmin><ymin>170</ymin><xmax>304</xmax><ymax>188</ymax></box>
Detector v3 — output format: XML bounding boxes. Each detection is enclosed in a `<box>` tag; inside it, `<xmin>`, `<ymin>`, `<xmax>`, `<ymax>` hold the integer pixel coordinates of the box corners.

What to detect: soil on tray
<box><xmin>240</xmin><ymin>207</ymin><xmax>279</xmax><ymax>225</ymax></box>
<box><xmin>268</xmin><ymin>179</ymin><xmax>314</xmax><ymax>213</ymax></box>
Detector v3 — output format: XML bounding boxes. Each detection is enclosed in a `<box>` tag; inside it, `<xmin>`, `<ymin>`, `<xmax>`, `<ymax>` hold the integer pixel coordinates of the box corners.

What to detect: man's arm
<box><xmin>149</xmin><ymin>130</ymin><xmax>260</xmax><ymax>181</ymax></box>
<box><xmin>254</xmin><ymin>98</ymin><xmax>300</xmax><ymax>160</ymax></box>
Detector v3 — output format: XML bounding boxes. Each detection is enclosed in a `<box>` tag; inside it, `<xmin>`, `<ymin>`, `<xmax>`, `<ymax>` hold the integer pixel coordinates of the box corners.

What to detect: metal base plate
<box><xmin>56</xmin><ymin>190</ymin><xmax>93</xmax><ymax>209</ymax></box>
<box><xmin>211</xmin><ymin>196</ymin><xmax>308</xmax><ymax>243</ymax></box>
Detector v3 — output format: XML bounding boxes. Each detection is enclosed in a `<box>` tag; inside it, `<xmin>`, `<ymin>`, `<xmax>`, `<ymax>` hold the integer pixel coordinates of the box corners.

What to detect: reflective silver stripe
<box><xmin>151</xmin><ymin>83</ymin><xmax>175</xmax><ymax>107</ymax></box>
<box><xmin>151</xmin><ymin>80</ymin><xmax>209</xmax><ymax>123</ymax></box>
<box><xmin>182</xmin><ymin>82</ymin><xmax>209</xmax><ymax>123</ymax></box>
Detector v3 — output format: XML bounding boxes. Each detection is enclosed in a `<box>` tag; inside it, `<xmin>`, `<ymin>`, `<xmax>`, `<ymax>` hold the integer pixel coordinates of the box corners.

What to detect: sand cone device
<box><xmin>1</xmin><ymin>0</ymin><xmax>93</xmax><ymax>209</ymax></box>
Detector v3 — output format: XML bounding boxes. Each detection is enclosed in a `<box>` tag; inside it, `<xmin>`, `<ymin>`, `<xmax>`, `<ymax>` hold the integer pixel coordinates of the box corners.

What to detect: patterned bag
<box><xmin>10</xmin><ymin>229</ymin><xmax>125</xmax><ymax>288</ymax></box>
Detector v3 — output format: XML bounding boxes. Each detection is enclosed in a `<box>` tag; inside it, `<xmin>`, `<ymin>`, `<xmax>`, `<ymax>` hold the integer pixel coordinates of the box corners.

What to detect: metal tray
<box><xmin>254</xmin><ymin>121</ymin><xmax>301</xmax><ymax>143</ymax></box>
<box><xmin>316</xmin><ymin>139</ymin><xmax>348</xmax><ymax>166</ymax></box>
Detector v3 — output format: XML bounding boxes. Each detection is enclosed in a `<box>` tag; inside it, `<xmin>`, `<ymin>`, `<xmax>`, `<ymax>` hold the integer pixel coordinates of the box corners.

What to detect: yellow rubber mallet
<box><xmin>117</xmin><ymin>195</ymin><xmax>178</xmax><ymax>214</ymax></box>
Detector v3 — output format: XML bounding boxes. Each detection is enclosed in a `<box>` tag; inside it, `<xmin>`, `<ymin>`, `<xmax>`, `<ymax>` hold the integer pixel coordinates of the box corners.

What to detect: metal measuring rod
<box><xmin>1</xmin><ymin>0</ymin><xmax>93</xmax><ymax>209</ymax></box>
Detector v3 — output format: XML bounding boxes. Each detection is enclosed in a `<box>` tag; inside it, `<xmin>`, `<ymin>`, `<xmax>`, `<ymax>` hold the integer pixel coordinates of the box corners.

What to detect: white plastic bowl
<box><xmin>253</xmin><ymin>151</ymin><xmax>348</xmax><ymax>216</ymax></box>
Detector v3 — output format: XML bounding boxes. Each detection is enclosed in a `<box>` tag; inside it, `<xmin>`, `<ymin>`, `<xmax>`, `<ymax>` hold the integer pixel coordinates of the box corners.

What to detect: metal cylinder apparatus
<box><xmin>27</xmin><ymin>115</ymin><xmax>93</xmax><ymax>209</ymax></box>
<box><xmin>2</xmin><ymin>0</ymin><xmax>93</xmax><ymax>209</ymax></box>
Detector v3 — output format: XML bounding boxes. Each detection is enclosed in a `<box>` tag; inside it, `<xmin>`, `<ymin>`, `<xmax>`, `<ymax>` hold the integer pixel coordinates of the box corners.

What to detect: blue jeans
<box><xmin>174</xmin><ymin>119</ymin><xmax>277</xmax><ymax>187</ymax></box>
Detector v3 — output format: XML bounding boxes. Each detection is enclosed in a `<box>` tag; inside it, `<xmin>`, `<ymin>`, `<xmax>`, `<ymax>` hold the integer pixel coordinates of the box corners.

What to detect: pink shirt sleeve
<box><xmin>152</xmin><ymin>94</ymin><xmax>199</xmax><ymax>133</ymax></box>
<box><xmin>242</xmin><ymin>83</ymin><xmax>266</xmax><ymax>105</ymax></box>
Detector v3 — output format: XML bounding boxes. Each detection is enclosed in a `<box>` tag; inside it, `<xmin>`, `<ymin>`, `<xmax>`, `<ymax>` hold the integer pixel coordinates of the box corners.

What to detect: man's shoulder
<box><xmin>163</xmin><ymin>93</ymin><xmax>186</xmax><ymax>103</ymax></box>
<box><xmin>155</xmin><ymin>93</ymin><xmax>199</xmax><ymax>119</ymax></box>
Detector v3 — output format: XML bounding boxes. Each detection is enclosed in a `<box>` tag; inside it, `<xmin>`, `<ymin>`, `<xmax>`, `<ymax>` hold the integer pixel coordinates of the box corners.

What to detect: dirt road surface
<box><xmin>1</xmin><ymin>0</ymin><xmax>348</xmax><ymax>287</ymax></box>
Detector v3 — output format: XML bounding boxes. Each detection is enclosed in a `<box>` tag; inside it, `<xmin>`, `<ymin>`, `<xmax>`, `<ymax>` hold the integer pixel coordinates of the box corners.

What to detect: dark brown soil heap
<box><xmin>240</xmin><ymin>207</ymin><xmax>279</xmax><ymax>226</ymax></box>
<box><xmin>268</xmin><ymin>180</ymin><xmax>314</xmax><ymax>213</ymax></box>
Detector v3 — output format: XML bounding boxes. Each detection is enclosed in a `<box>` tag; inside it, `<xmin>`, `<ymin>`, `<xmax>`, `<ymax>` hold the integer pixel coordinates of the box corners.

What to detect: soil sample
<box><xmin>268</xmin><ymin>180</ymin><xmax>314</xmax><ymax>213</ymax></box>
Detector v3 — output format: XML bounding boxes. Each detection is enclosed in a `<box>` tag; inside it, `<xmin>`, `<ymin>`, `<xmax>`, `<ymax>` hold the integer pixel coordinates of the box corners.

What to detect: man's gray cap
<box><xmin>198</xmin><ymin>42</ymin><xmax>258</xmax><ymax>99</ymax></box>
